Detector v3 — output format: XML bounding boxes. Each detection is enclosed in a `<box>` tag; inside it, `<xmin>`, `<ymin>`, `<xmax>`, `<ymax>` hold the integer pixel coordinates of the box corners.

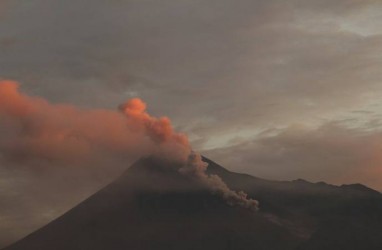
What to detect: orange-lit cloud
<box><xmin>0</xmin><ymin>80</ymin><xmax>258</xmax><ymax>210</ymax></box>
<box><xmin>119</xmin><ymin>97</ymin><xmax>190</xmax><ymax>158</ymax></box>
<box><xmin>0</xmin><ymin>80</ymin><xmax>150</xmax><ymax>165</ymax></box>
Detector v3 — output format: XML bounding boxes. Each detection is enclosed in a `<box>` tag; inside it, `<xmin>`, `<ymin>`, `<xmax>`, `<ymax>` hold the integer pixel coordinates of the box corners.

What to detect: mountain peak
<box><xmin>3</xmin><ymin>157</ymin><xmax>299</xmax><ymax>250</ymax></box>
<box><xmin>5</xmin><ymin>157</ymin><xmax>382</xmax><ymax>250</ymax></box>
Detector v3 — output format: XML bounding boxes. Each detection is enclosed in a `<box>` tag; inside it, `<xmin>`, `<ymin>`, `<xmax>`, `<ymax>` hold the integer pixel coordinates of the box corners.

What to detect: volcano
<box><xmin>3</xmin><ymin>157</ymin><xmax>382</xmax><ymax>250</ymax></box>
<box><xmin>2</xmin><ymin>157</ymin><xmax>300</xmax><ymax>250</ymax></box>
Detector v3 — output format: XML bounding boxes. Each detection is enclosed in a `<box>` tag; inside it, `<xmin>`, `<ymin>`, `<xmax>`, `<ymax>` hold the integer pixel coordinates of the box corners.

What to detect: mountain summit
<box><xmin>3</xmin><ymin>157</ymin><xmax>382</xmax><ymax>250</ymax></box>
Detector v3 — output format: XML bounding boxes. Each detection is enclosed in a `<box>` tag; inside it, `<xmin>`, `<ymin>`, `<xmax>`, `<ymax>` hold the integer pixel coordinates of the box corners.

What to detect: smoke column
<box><xmin>0</xmin><ymin>80</ymin><xmax>258</xmax><ymax>210</ymax></box>
<box><xmin>120</xmin><ymin>98</ymin><xmax>259</xmax><ymax>210</ymax></box>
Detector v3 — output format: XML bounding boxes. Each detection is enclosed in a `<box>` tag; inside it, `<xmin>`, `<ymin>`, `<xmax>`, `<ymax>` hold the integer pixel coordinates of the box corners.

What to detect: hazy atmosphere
<box><xmin>1</xmin><ymin>0</ymin><xmax>382</xmax><ymax>248</ymax></box>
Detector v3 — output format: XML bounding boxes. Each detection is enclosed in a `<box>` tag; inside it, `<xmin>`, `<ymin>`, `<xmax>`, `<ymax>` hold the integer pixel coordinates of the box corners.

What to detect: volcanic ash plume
<box><xmin>182</xmin><ymin>153</ymin><xmax>259</xmax><ymax>211</ymax></box>
<box><xmin>119</xmin><ymin>98</ymin><xmax>259</xmax><ymax>211</ymax></box>
<box><xmin>0</xmin><ymin>80</ymin><xmax>258</xmax><ymax>211</ymax></box>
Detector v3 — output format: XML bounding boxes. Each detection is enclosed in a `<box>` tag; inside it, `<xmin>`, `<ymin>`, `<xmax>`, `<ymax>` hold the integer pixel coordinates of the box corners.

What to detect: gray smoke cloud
<box><xmin>181</xmin><ymin>153</ymin><xmax>258</xmax><ymax>211</ymax></box>
<box><xmin>119</xmin><ymin>96</ymin><xmax>259</xmax><ymax>210</ymax></box>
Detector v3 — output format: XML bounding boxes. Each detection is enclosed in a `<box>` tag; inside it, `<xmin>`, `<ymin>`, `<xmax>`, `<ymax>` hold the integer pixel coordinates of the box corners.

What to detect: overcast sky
<box><xmin>1</xmin><ymin>0</ymin><xmax>382</xmax><ymax>247</ymax></box>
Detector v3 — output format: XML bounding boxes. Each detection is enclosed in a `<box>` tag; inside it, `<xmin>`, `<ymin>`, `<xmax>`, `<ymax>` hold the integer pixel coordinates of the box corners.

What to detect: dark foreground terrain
<box><xmin>3</xmin><ymin>157</ymin><xmax>382</xmax><ymax>250</ymax></box>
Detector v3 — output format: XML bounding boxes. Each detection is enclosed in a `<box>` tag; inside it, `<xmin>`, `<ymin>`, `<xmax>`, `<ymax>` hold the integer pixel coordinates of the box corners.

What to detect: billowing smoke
<box><xmin>182</xmin><ymin>153</ymin><xmax>259</xmax><ymax>211</ymax></box>
<box><xmin>0</xmin><ymin>80</ymin><xmax>258</xmax><ymax>210</ymax></box>
<box><xmin>119</xmin><ymin>98</ymin><xmax>259</xmax><ymax>210</ymax></box>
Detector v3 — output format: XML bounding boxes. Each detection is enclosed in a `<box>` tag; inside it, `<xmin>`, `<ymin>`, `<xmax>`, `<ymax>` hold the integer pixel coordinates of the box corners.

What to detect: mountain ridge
<box><xmin>3</xmin><ymin>157</ymin><xmax>300</xmax><ymax>250</ymax></box>
<box><xmin>3</xmin><ymin>156</ymin><xmax>382</xmax><ymax>250</ymax></box>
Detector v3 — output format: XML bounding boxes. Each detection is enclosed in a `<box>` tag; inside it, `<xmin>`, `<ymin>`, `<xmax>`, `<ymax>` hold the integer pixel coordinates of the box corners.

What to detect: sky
<box><xmin>1</xmin><ymin>0</ymin><xmax>382</xmax><ymax>247</ymax></box>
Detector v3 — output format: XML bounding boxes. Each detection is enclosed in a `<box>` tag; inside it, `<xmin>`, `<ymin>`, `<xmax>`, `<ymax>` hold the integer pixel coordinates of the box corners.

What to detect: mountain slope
<box><xmin>4</xmin><ymin>157</ymin><xmax>382</xmax><ymax>250</ymax></box>
<box><xmin>204</xmin><ymin>157</ymin><xmax>382</xmax><ymax>250</ymax></box>
<box><xmin>3</xmin><ymin>157</ymin><xmax>301</xmax><ymax>250</ymax></box>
